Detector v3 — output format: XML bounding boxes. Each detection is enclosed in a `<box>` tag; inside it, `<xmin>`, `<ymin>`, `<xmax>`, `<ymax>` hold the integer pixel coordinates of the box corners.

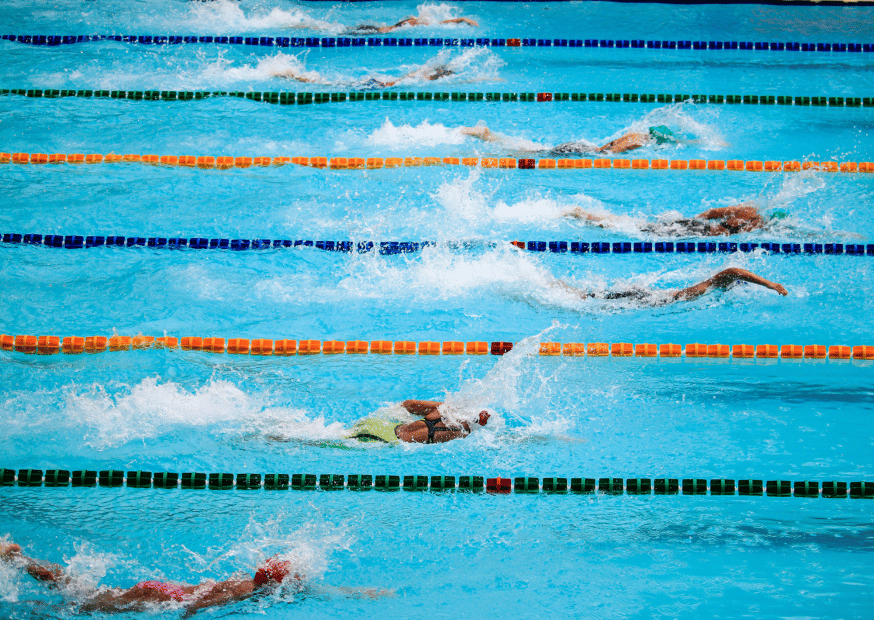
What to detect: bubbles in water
<box><xmin>62</xmin><ymin>542</ymin><xmax>121</xmax><ymax>600</ymax></box>
<box><xmin>0</xmin><ymin>538</ymin><xmax>21</xmax><ymax>603</ymax></box>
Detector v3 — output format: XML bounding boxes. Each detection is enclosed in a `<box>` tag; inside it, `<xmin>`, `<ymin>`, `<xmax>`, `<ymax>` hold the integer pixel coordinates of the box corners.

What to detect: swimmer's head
<box><xmin>428</xmin><ymin>65</ymin><xmax>455</xmax><ymax>81</ymax></box>
<box><xmin>769</xmin><ymin>209</ymin><xmax>790</xmax><ymax>220</ymax></box>
<box><xmin>254</xmin><ymin>556</ymin><xmax>294</xmax><ymax>588</ymax></box>
<box><xmin>477</xmin><ymin>410</ymin><xmax>490</xmax><ymax>426</ymax></box>
<box><xmin>648</xmin><ymin>125</ymin><xmax>676</xmax><ymax>145</ymax></box>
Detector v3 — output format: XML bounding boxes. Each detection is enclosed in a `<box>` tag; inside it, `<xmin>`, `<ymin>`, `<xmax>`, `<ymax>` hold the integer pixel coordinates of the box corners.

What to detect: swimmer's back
<box><xmin>549</xmin><ymin>141</ymin><xmax>595</xmax><ymax>155</ymax></box>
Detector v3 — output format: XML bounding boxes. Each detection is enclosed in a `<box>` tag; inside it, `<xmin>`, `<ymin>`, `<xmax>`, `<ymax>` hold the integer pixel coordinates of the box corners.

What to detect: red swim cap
<box><xmin>254</xmin><ymin>557</ymin><xmax>292</xmax><ymax>587</ymax></box>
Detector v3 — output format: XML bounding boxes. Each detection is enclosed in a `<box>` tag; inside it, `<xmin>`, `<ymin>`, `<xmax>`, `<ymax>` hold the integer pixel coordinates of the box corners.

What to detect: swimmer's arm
<box><xmin>596</xmin><ymin>133</ymin><xmax>648</xmax><ymax>154</ymax></box>
<box><xmin>562</xmin><ymin>207</ymin><xmax>606</xmax><ymax>223</ymax></box>
<box><xmin>441</xmin><ymin>18</ymin><xmax>479</xmax><ymax>27</ymax></box>
<box><xmin>273</xmin><ymin>71</ymin><xmax>313</xmax><ymax>83</ymax></box>
<box><xmin>550</xmin><ymin>279</ymin><xmax>594</xmax><ymax>299</ymax></box>
<box><xmin>1</xmin><ymin>544</ymin><xmax>69</xmax><ymax>586</ymax></box>
<box><xmin>696</xmin><ymin>205</ymin><xmax>759</xmax><ymax>220</ymax></box>
<box><xmin>672</xmin><ymin>267</ymin><xmax>788</xmax><ymax>301</ymax></box>
<box><xmin>460</xmin><ymin>126</ymin><xmax>499</xmax><ymax>142</ymax></box>
<box><xmin>181</xmin><ymin>579</ymin><xmax>255</xmax><ymax>618</ymax></box>
<box><xmin>401</xmin><ymin>399</ymin><xmax>443</xmax><ymax>415</ymax></box>
<box><xmin>381</xmin><ymin>16</ymin><xmax>418</xmax><ymax>32</ymax></box>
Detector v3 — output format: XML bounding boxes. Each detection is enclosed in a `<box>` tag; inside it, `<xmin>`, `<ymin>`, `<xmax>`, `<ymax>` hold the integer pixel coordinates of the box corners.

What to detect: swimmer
<box><xmin>273</xmin><ymin>64</ymin><xmax>455</xmax><ymax>89</ymax></box>
<box><xmin>551</xmin><ymin>267</ymin><xmax>788</xmax><ymax>305</ymax></box>
<box><xmin>0</xmin><ymin>542</ymin><xmax>388</xmax><ymax>616</ymax></box>
<box><xmin>347</xmin><ymin>400</ymin><xmax>490</xmax><ymax>444</ymax></box>
<box><xmin>344</xmin><ymin>17</ymin><xmax>478</xmax><ymax>35</ymax></box>
<box><xmin>460</xmin><ymin>124</ymin><xmax>679</xmax><ymax>154</ymax></box>
<box><xmin>564</xmin><ymin>203</ymin><xmax>775</xmax><ymax>236</ymax></box>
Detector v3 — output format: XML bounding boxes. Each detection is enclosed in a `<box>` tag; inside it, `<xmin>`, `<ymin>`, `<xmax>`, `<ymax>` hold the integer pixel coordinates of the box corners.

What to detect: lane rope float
<box><xmin>2</xmin><ymin>34</ymin><xmax>873</xmax><ymax>54</ymax></box>
<box><xmin>1</xmin><ymin>234</ymin><xmax>870</xmax><ymax>257</ymax></box>
<box><xmin>1</xmin><ymin>335</ymin><xmax>872</xmax><ymax>361</ymax></box>
<box><xmin>2</xmin><ymin>89</ymin><xmax>873</xmax><ymax>108</ymax></box>
<box><xmin>2</xmin><ymin>468</ymin><xmax>872</xmax><ymax>498</ymax></box>
<box><xmin>3</xmin><ymin>152</ymin><xmax>874</xmax><ymax>174</ymax></box>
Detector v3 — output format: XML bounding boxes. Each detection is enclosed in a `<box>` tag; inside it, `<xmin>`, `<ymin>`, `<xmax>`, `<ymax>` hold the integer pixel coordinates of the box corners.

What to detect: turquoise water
<box><xmin>1</xmin><ymin>1</ymin><xmax>873</xmax><ymax>618</ymax></box>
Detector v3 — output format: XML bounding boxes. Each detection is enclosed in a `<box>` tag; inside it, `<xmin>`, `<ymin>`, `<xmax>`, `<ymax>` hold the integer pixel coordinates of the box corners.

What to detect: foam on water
<box><xmin>183</xmin><ymin>515</ymin><xmax>352</xmax><ymax>584</ymax></box>
<box><xmin>492</xmin><ymin>193</ymin><xmax>607</xmax><ymax>228</ymax></box>
<box><xmin>61</xmin><ymin>543</ymin><xmax>121</xmax><ymax>602</ymax></box>
<box><xmin>435</xmin><ymin>327</ymin><xmax>582</xmax><ymax>449</ymax></box>
<box><xmin>413</xmin><ymin>3</ymin><xmax>469</xmax><ymax>25</ymax></box>
<box><xmin>621</xmin><ymin>103</ymin><xmax>729</xmax><ymax>152</ymax></box>
<box><xmin>187</xmin><ymin>0</ymin><xmax>345</xmax><ymax>34</ymax></box>
<box><xmin>202</xmin><ymin>50</ymin><xmax>326</xmax><ymax>86</ymax></box>
<box><xmin>430</xmin><ymin>170</ymin><xmax>608</xmax><ymax>232</ymax></box>
<box><xmin>0</xmin><ymin>378</ymin><xmax>346</xmax><ymax>452</ymax></box>
<box><xmin>195</xmin><ymin>46</ymin><xmax>502</xmax><ymax>90</ymax></box>
<box><xmin>325</xmin><ymin>242</ymin><xmax>783</xmax><ymax>315</ymax></box>
<box><xmin>185</xmin><ymin>1</ymin><xmax>475</xmax><ymax>35</ymax></box>
<box><xmin>0</xmin><ymin>540</ymin><xmax>120</xmax><ymax>609</ymax></box>
<box><xmin>368</xmin><ymin>119</ymin><xmax>469</xmax><ymax>148</ymax></box>
<box><xmin>0</xmin><ymin>539</ymin><xmax>20</xmax><ymax>604</ymax></box>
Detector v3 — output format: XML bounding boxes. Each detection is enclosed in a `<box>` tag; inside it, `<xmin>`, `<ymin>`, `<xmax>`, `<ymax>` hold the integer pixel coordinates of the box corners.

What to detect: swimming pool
<box><xmin>1</xmin><ymin>0</ymin><xmax>873</xmax><ymax>618</ymax></box>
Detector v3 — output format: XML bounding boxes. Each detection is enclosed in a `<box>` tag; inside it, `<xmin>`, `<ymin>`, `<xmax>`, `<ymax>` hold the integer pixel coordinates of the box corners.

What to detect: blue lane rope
<box><xmin>0</xmin><ymin>234</ymin><xmax>870</xmax><ymax>256</ymax></box>
<box><xmin>2</xmin><ymin>34</ymin><xmax>872</xmax><ymax>53</ymax></box>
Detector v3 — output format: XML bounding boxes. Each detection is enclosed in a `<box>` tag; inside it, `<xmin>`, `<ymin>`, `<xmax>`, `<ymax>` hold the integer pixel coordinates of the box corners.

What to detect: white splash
<box><xmin>368</xmin><ymin>119</ymin><xmax>469</xmax><ymax>148</ymax></box>
<box><xmin>200</xmin><ymin>50</ymin><xmax>327</xmax><ymax>85</ymax></box>
<box><xmin>62</xmin><ymin>377</ymin><xmax>346</xmax><ymax>450</ymax></box>
<box><xmin>187</xmin><ymin>0</ymin><xmax>344</xmax><ymax>34</ymax></box>
<box><xmin>621</xmin><ymin>102</ymin><xmax>728</xmax><ymax>151</ymax></box>
<box><xmin>183</xmin><ymin>514</ymin><xmax>353</xmax><ymax>584</ymax></box>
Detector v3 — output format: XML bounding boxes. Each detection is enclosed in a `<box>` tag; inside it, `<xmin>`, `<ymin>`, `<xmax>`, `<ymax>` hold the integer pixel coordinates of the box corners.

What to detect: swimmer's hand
<box><xmin>0</xmin><ymin>542</ymin><xmax>22</xmax><ymax>561</ymax></box>
<box><xmin>597</xmin><ymin>133</ymin><xmax>648</xmax><ymax>154</ymax></box>
<box><xmin>562</xmin><ymin>207</ymin><xmax>605</xmax><ymax>223</ymax></box>
<box><xmin>765</xmin><ymin>281</ymin><xmax>788</xmax><ymax>296</ymax></box>
<box><xmin>336</xmin><ymin>586</ymin><xmax>396</xmax><ymax>599</ymax></box>
<box><xmin>273</xmin><ymin>71</ymin><xmax>313</xmax><ymax>83</ymax></box>
<box><xmin>460</xmin><ymin>125</ymin><xmax>494</xmax><ymax>141</ymax></box>
<box><xmin>442</xmin><ymin>18</ymin><xmax>479</xmax><ymax>27</ymax></box>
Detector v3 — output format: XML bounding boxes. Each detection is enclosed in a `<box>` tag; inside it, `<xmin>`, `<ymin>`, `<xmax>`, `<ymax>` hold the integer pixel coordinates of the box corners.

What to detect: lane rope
<box><xmin>1</xmin><ymin>234</ymin><xmax>870</xmax><ymax>257</ymax></box>
<box><xmin>3</xmin><ymin>152</ymin><xmax>873</xmax><ymax>174</ymax></box>
<box><xmin>2</xmin><ymin>89</ymin><xmax>872</xmax><ymax>108</ymax></box>
<box><xmin>2</xmin><ymin>34</ymin><xmax>873</xmax><ymax>54</ymax></box>
<box><xmin>2</xmin><ymin>469</ymin><xmax>871</xmax><ymax>498</ymax></box>
<box><xmin>1</xmin><ymin>335</ymin><xmax>872</xmax><ymax>361</ymax></box>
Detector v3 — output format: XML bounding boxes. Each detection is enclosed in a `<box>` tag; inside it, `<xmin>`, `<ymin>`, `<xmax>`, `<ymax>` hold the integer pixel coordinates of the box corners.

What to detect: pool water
<box><xmin>1</xmin><ymin>1</ymin><xmax>873</xmax><ymax>618</ymax></box>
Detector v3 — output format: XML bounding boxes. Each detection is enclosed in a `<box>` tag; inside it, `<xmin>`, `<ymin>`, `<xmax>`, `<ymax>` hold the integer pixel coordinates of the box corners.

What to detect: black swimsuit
<box><xmin>422</xmin><ymin>418</ymin><xmax>469</xmax><ymax>443</ymax></box>
<box><xmin>343</xmin><ymin>25</ymin><xmax>382</xmax><ymax>35</ymax></box>
<box><xmin>639</xmin><ymin>218</ymin><xmax>711</xmax><ymax>237</ymax></box>
<box><xmin>549</xmin><ymin>141</ymin><xmax>595</xmax><ymax>156</ymax></box>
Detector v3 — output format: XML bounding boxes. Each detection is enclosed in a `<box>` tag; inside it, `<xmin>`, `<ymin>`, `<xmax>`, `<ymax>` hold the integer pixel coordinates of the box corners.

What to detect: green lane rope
<box><xmin>2</xmin><ymin>469</ymin><xmax>872</xmax><ymax>498</ymax></box>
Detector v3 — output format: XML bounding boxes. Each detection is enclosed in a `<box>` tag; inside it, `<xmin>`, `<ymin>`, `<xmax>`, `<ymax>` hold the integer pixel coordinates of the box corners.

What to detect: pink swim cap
<box><xmin>254</xmin><ymin>557</ymin><xmax>292</xmax><ymax>587</ymax></box>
